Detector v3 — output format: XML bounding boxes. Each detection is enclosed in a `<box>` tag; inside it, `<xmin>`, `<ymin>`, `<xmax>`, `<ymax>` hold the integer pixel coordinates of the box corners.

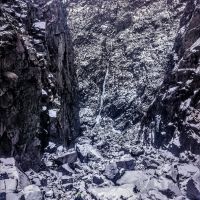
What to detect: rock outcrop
<box><xmin>0</xmin><ymin>0</ymin><xmax>79</xmax><ymax>170</ymax></box>
<box><xmin>66</xmin><ymin>0</ymin><xmax>186</xmax><ymax>135</ymax></box>
<box><xmin>142</xmin><ymin>0</ymin><xmax>200</xmax><ymax>155</ymax></box>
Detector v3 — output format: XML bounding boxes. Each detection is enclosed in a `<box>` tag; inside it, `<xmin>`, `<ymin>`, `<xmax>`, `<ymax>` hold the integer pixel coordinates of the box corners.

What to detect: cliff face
<box><xmin>0</xmin><ymin>0</ymin><xmax>79</xmax><ymax>170</ymax></box>
<box><xmin>66</xmin><ymin>0</ymin><xmax>186</xmax><ymax>136</ymax></box>
<box><xmin>142</xmin><ymin>0</ymin><xmax>200</xmax><ymax>155</ymax></box>
<box><xmin>1</xmin><ymin>0</ymin><xmax>200</xmax><ymax>200</ymax></box>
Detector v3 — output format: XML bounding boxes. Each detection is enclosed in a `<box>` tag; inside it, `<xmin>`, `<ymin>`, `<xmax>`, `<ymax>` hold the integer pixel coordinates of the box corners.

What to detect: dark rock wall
<box><xmin>0</xmin><ymin>0</ymin><xmax>79</xmax><ymax>170</ymax></box>
<box><xmin>142</xmin><ymin>0</ymin><xmax>200</xmax><ymax>154</ymax></box>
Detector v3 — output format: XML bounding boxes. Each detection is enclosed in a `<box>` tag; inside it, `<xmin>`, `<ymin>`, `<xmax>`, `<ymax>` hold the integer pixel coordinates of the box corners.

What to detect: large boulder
<box><xmin>54</xmin><ymin>149</ymin><xmax>78</xmax><ymax>165</ymax></box>
<box><xmin>76</xmin><ymin>143</ymin><xmax>102</xmax><ymax>162</ymax></box>
<box><xmin>23</xmin><ymin>185</ymin><xmax>43</xmax><ymax>200</ymax></box>
<box><xmin>116</xmin><ymin>154</ymin><xmax>136</xmax><ymax>170</ymax></box>
<box><xmin>104</xmin><ymin>162</ymin><xmax>123</xmax><ymax>182</ymax></box>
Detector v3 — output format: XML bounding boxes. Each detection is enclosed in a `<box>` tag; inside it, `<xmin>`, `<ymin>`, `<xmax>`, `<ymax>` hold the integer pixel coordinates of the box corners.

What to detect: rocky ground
<box><xmin>2</xmin><ymin>137</ymin><xmax>199</xmax><ymax>199</ymax></box>
<box><xmin>1</xmin><ymin>0</ymin><xmax>200</xmax><ymax>200</ymax></box>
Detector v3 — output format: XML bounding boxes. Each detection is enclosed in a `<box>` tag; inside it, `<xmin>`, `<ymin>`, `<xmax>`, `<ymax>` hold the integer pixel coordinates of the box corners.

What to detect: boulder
<box><xmin>5</xmin><ymin>193</ymin><xmax>23</xmax><ymax>200</ymax></box>
<box><xmin>104</xmin><ymin>163</ymin><xmax>123</xmax><ymax>182</ymax></box>
<box><xmin>117</xmin><ymin>170</ymin><xmax>149</xmax><ymax>186</ymax></box>
<box><xmin>130</xmin><ymin>146</ymin><xmax>144</xmax><ymax>157</ymax></box>
<box><xmin>116</xmin><ymin>155</ymin><xmax>136</xmax><ymax>170</ymax></box>
<box><xmin>76</xmin><ymin>144</ymin><xmax>102</xmax><ymax>162</ymax></box>
<box><xmin>61</xmin><ymin>176</ymin><xmax>74</xmax><ymax>184</ymax></box>
<box><xmin>142</xmin><ymin>158</ymin><xmax>160</xmax><ymax>169</ymax></box>
<box><xmin>58</xmin><ymin>163</ymin><xmax>74</xmax><ymax>176</ymax></box>
<box><xmin>166</xmin><ymin>165</ymin><xmax>178</xmax><ymax>183</ymax></box>
<box><xmin>23</xmin><ymin>185</ymin><xmax>43</xmax><ymax>200</ymax></box>
<box><xmin>55</xmin><ymin>150</ymin><xmax>77</xmax><ymax>165</ymax></box>
<box><xmin>45</xmin><ymin>190</ymin><xmax>54</xmax><ymax>198</ymax></box>
<box><xmin>63</xmin><ymin>183</ymin><xmax>73</xmax><ymax>191</ymax></box>
<box><xmin>159</xmin><ymin>182</ymin><xmax>182</xmax><ymax>199</ymax></box>
<box><xmin>178</xmin><ymin>164</ymin><xmax>199</xmax><ymax>180</ymax></box>
<box><xmin>92</xmin><ymin>175</ymin><xmax>104</xmax><ymax>185</ymax></box>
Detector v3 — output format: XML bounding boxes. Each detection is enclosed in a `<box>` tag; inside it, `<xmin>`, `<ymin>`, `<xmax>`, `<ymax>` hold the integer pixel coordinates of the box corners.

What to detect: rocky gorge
<box><xmin>0</xmin><ymin>0</ymin><xmax>200</xmax><ymax>199</ymax></box>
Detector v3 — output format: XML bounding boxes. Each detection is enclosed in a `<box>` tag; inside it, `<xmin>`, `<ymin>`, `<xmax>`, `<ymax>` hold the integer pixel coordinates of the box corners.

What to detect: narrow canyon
<box><xmin>0</xmin><ymin>0</ymin><xmax>200</xmax><ymax>199</ymax></box>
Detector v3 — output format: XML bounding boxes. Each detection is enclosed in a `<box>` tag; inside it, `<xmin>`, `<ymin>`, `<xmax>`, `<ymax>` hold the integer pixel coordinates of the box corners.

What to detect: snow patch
<box><xmin>48</xmin><ymin>109</ymin><xmax>59</xmax><ymax>118</ymax></box>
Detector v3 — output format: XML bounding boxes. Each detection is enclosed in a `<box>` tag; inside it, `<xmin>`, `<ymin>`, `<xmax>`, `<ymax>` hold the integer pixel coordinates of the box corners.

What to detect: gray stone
<box><xmin>45</xmin><ymin>190</ymin><xmax>54</xmax><ymax>198</ymax></box>
<box><xmin>61</xmin><ymin>176</ymin><xmax>74</xmax><ymax>184</ymax></box>
<box><xmin>92</xmin><ymin>175</ymin><xmax>104</xmax><ymax>185</ymax></box>
<box><xmin>142</xmin><ymin>158</ymin><xmax>159</xmax><ymax>169</ymax></box>
<box><xmin>178</xmin><ymin>164</ymin><xmax>199</xmax><ymax>180</ymax></box>
<box><xmin>159</xmin><ymin>182</ymin><xmax>182</xmax><ymax>199</ymax></box>
<box><xmin>32</xmin><ymin>178</ymin><xmax>41</xmax><ymax>187</ymax></box>
<box><xmin>166</xmin><ymin>165</ymin><xmax>178</xmax><ymax>183</ymax></box>
<box><xmin>116</xmin><ymin>155</ymin><xmax>136</xmax><ymax>170</ymax></box>
<box><xmin>76</xmin><ymin>144</ymin><xmax>102</xmax><ymax>162</ymax></box>
<box><xmin>63</xmin><ymin>183</ymin><xmax>73</xmax><ymax>191</ymax></box>
<box><xmin>6</xmin><ymin>192</ymin><xmax>23</xmax><ymax>200</ymax></box>
<box><xmin>130</xmin><ymin>146</ymin><xmax>144</xmax><ymax>157</ymax></box>
<box><xmin>104</xmin><ymin>163</ymin><xmax>122</xmax><ymax>182</ymax></box>
<box><xmin>23</xmin><ymin>185</ymin><xmax>42</xmax><ymax>200</ymax></box>
<box><xmin>4</xmin><ymin>179</ymin><xmax>18</xmax><ymax>193</ymax></box>
<box><xmin>55</xmin><ymin>150</ymin><xmax>77</xmax><ymax>164</ymax></box>
<box><xmin>58</xmin><ymin>164</ymin><xmax>74</xmax><ymax>175</ymax></box>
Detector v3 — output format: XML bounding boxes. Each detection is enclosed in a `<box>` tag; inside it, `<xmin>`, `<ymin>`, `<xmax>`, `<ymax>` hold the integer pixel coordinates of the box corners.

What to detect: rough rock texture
<box><xmin>1</xmin><ymin>0</ymin><xmax>200</xmax><ymax>200</ymax></box>
<box><xmin>66</xmin><ymin>0</ymin><xmax>186</xmax><ymax>135</ymax></box>
<box><xmin>0</xmin><ymin>158</ymin><xmax>30</xmax><ymax>200</ymax></box>
<box><xmin>142</xmin><ymin>0</ymin><xmax>200</xmax><ymax>155</ymax></box>
<box><xmin>0</xmin><ymin>0</ymin><xmax>79</xmax><ymax>170</ymax></box>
